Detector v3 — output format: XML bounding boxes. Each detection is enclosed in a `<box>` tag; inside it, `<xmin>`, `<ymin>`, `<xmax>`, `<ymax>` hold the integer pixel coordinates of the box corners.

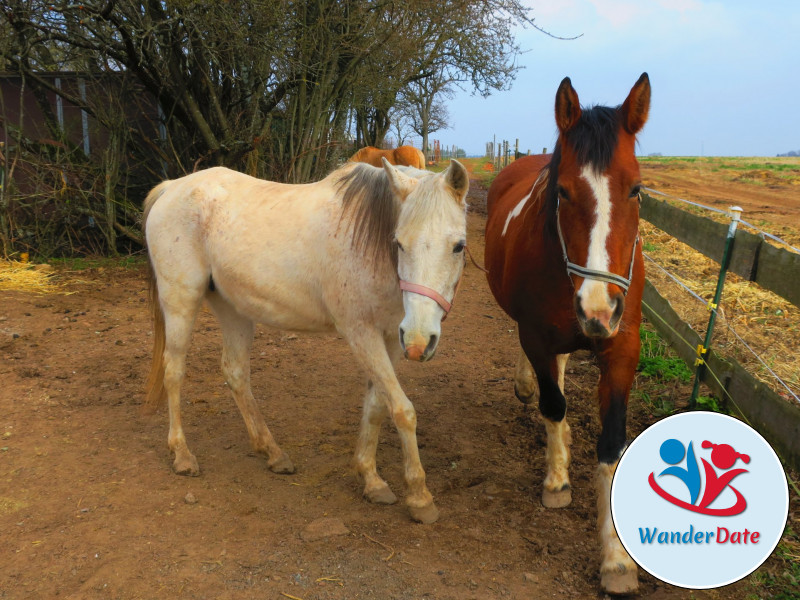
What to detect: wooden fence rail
<box><xmin>641</xmin><ymin>281</ymin><xmax>800</xmax><ymax>472</ymax></box>
<box><xmin>640</xmin><ymin>192</ymin><xmax>800</xmax><ymax>307</ymax></box>
<box><xmin>639</xmin><ymin>194</ymin><xmax>800</xmax><ymax>471</ymax></box>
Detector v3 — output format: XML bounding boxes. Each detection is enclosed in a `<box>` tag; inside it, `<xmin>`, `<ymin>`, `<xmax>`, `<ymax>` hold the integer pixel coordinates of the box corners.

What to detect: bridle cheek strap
<box><xmin>563</xmin><ymin>241</ymin><xmax>638</xmax><ymax>293</ymax></box>
<box><xmin>556</xmin><ymin>197</ymin><xmax>638</xmax><ymax>294</ymax></box>
<box><xmin>399</xmin><ymin>273</ymin><xmax>463</xmax><ymax>322</ymax></box>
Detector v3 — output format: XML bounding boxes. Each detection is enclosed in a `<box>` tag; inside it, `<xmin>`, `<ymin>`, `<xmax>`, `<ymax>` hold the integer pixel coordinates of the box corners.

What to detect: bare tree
<box><xmin>398</xmin><ymin>68</ymin><xmax>455</xmax><ymax>159</ymax></box>
<box><xmin>352</xmin><ymin>0</ymin><xmax>539</xmax><ymax>149</ymax></box>
<box><xmin>0</xmin><ymin>0</ymin><xmax>556</xmax><ymax>256</ymax></box>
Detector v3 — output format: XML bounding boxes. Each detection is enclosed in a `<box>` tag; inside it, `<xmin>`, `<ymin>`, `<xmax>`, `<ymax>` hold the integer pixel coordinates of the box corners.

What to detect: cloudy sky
<box><xmin>436</xmin><ymin>0</ymin><xmax>799</xmax><ymax>157</ymax></box>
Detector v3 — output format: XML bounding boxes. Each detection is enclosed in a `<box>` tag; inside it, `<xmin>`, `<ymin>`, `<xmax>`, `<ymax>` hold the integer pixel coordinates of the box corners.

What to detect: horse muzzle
<box><xmin>575</xmin><ymin>293</ymin><xmax>625</xmax><ymax>339</ymax></box>
<box><xmin>400</xmin><ymin>328</ymin><xmax>439</xmax><ymax>362</ymax></box>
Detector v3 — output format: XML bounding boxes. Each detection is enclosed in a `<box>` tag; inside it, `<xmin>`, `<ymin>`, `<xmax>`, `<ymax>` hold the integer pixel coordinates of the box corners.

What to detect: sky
<box><xmin>435</xmin><ymin>0</ymin><xmax>800</xmax><ymax>157</ymax></box>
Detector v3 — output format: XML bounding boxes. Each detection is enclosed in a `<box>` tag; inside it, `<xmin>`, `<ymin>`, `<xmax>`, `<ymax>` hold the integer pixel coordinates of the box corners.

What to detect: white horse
<box><xmin>143</xmin><ymin>158</ymin><xmax>469</xmax><ymax>523</ymax></box>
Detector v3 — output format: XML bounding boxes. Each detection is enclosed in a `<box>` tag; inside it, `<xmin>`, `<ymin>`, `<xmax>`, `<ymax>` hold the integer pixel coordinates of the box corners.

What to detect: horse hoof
<box><xmin>542</xmin><ymin>486</ymin><xmax>572</xmax><ymax>508</ymax></box>
<box><xmin>601</xmin><ymin>569</ymin><xmax>639</xmax><ymax>596</ymax></box>
<box><xmin>173</xmin><ymin>455</ymin><xmax>200</xmax><ymax>477</ymax></box>
<box><xmin>408</xmin><ymin>502</ymin><xmax>440</xmax><ymax>524</ymax></box>
<box><xmin>365</xmin><ymin>485</ymin><xmax>398</xmax><ymax>505</ymax></box>
<box><xmin>514</xmin><ymin>383</ymin><xmax>535</xmax><ymax>404</ymax></box>
<box><xmin>268</xmin><ymin>453</ymin><xmax>296</xmax><ymax>474</ymax></box>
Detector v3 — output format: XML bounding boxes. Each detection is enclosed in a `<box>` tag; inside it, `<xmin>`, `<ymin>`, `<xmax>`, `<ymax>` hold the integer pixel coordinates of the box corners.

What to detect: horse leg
<box><xmin>347</xmin><ymin>326</ymin><xmax>437</xmax><ymax>523</ymax></box>
<box><xmin>515</xmin><ymin>348</ymin><xmax>570</xmax><ymax>404</ymax></box>
<box><xmin>354</xmin><ymin>379</ymin><xmax>397</xmax><ymax>505</ymax></box>
<box><xmin>354</xmin><ymin>330</ymin><xmax>406</xmax><ymax>504</ymax></box>
<box><xmin>159</xmin><ymin>286</ymin><xmax>204</xmax><ymax>476</ymax></box>
<box><xmin>514</xmin><ymin>348</ymin><xmax>537</xmax><ymax>403</ymax></box>
<box><xmin>595</xmin><ymin>345</ymin><xmax>639</xmax><ymax>595</ymax></box>
<box><xmin>527</xmin><ymin>352</ymin><xmax>572</xmax><ymax>508</ymax></box>
<box><xmin>207</xmin><ymin>294</ymin><xmax>294</xmax><ymax>474</ymax></box>
<box><xmin>545</xmin><ymin>354</ymin><xmax>571</xmax><ymax>508</ymax></box>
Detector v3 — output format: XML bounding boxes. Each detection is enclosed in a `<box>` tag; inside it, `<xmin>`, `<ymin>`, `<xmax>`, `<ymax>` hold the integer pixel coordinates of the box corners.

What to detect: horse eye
<box><xmin>630</xmin><ymin>185</ymin><xmax>642</xmax><ymax>200</ymax></box>
<box><xmin>395</xmin><ymin>240</ymin><xmax>405</xmax><ymax>252</ymax></box>
<box><xmin>453</xmin><ymin>241</ymin><xmax>466</xmax><ymax>254</ymax></box>
<box><xmin>558</xmin><ymin>186</ymin><xmax>570</xmax><ymax>201</ymax></box>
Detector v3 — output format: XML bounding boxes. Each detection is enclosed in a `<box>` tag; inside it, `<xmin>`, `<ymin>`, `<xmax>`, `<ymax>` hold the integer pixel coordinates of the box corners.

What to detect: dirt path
<box><xmin>0</xmin><ymin>183</ymin><xmax>772</xmax><ymax>599</ymax></box>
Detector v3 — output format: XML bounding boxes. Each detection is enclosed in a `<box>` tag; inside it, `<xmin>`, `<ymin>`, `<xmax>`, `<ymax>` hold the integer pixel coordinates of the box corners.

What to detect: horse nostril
<box><xmin>425</xmin><ymin>334</ymin><xmax>438</xmax><ymax>355</ymax></box>
<box><xmin>574</xmin><ymin>297</ymin><xmax>587</xmax><ymax>322</ymax></box>
<box><xmin>611</xmin><ymin>294</ymin><xmax>625</xmax><ymax>325</ymax></box>
<box><xmin>399</xmin><ymin>328</ymin><xmax>406</xmax><ymax>348</ymax></box>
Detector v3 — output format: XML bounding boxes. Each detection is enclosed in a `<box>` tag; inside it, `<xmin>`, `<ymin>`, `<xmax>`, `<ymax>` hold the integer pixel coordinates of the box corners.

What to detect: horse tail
<box><xmin>142</xmin><ymin>181</ymin><xmax>171</xmax><ymax>412</ymax></box>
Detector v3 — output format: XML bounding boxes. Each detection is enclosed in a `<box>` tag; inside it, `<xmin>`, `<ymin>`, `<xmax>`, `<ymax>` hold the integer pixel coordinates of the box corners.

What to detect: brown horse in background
<box><xmin>484</xmin><ymin>74</ymin><xmax>651</xmax><ymax>595</ymax></box>
<box><xmin>349</xmin><ymin>145</ymin><xmax>426</xmax><ymax>169</ymax></box>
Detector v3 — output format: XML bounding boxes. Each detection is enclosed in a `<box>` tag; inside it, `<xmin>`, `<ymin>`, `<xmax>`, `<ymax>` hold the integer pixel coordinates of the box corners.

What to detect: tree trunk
<box><xmin>103</xmin><ymin>128</ymin><xmax>121</xmax><ymax>255</ymax></box>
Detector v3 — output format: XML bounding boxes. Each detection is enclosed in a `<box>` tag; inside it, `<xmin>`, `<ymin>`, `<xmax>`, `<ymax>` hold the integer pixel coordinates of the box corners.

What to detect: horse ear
<box><xmin>381</xmin><ymin>157</ymin><xmax>417</xmax><ymax>201</ymax></box>
<box><xmin>621</xmin><ymin>72</ymin><xmax>651</xmax><ymax>134</ymax></box>
<box><xmin>555</xmin><ymin>77</ymin><xmax>582</xmax><ymax>134</ymax></box>
<box><xmin>445</xmin><ymin>159</ymin><xmax>469</xmax><ymax>204</ymax></box>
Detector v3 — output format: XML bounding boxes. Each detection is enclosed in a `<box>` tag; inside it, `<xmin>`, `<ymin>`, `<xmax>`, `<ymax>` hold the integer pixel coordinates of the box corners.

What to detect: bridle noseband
<box><xmin>555</xmin><ymin>196</ymin><xmax>639</xmax><ymax>294</ymax></box>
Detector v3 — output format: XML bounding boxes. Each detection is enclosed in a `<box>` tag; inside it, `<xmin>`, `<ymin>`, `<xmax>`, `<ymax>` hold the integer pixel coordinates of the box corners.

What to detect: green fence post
<box><xmin>689</xmin><ymin>206</ymin><xmax>743</xmax><ymax>408</ymax></box>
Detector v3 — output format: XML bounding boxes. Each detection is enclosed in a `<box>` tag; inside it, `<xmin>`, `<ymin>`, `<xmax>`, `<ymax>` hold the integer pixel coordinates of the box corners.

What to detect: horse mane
<box><xmin>564</xmin><ymin>105</ymin><xmax>621</xmax><ymax>174</ymax></box>
<box><xmin>541</xmin><ymin>104</ymin><xmax>622</xmax><ymax>232</ymax></box>
<box><xmin>335</xmin><ymin>163</ymin><xmax>399</xmax><ymax>266</ymax></box>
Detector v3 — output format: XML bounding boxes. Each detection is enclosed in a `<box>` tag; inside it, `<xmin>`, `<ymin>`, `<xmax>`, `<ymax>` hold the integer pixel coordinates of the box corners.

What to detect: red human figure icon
<box><xmin>698</xmin><ymin>441</ymin><xmax>750</xmax><ymax>513</ymax></box>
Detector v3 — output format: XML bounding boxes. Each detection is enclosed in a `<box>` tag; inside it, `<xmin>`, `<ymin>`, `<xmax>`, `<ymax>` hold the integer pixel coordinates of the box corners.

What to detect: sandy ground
<box><xmin>1</xmin><ymin>175</ymin><xmax>796</xmax><ymax>600</ymax></box>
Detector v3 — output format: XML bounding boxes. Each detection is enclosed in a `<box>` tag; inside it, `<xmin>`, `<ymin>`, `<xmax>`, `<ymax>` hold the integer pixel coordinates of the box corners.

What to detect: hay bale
<box><xmin>0</xmin><ymin>260</ymin><xmax>67</xmax><ymax>295</ymax></box>
<box><xmin>641</xmin><ymin>221</ymin><xmax>799</xmax><ymax>400</ymax></box>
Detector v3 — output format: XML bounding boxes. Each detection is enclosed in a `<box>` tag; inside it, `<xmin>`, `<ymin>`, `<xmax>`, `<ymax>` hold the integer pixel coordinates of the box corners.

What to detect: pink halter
<box><xmin>399</xmin><ymin>274</ymin><xmax>462</xmax><ymax>321</ymax></box>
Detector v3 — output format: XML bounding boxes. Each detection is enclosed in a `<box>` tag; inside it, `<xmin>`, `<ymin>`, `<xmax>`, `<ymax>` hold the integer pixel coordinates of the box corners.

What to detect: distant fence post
<box><xmin>489</xmin><ymin>138</ymin><xmax>535</xmax><ymax>169</ymax></box>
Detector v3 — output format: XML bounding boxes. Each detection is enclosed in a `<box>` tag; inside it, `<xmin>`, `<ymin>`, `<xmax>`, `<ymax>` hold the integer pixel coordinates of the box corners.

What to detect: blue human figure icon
<box><xmin>658</xmin><ymin>438</ymin><xmax>701</xmax><ymax>505</ymax></box>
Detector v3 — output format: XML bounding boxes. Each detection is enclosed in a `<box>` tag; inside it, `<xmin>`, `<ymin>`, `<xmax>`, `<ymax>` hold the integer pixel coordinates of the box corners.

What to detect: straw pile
<box><xmin>640</xmin><ymin>220</ymin><xmax>799</xmax><ymax>400</ymax></box>
<box><xmin>0</xmin><ymin>260</ymin><xmax>70</xmax><ymax>295</ymax></box>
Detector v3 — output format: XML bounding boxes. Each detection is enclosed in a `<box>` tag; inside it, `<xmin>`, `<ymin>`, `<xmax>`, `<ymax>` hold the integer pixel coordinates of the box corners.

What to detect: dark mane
<box><xmin>541</xmin><ymin>104</ymin><xmax>622</xmax><ymax>233</ymax></box>
<box><xmin>564</xmin><ymin>104</ymin><xmax>621</xmax><ymax>173</ymax></box>
<box><xmin>336</xmin><ymin>163</ymin><xmax>399</xmax><ymax>266</ymax></box>
<box><xmin>541</xmin><ymin>144</ymin><xmax>561</xmax><ymax>235</ymax></box>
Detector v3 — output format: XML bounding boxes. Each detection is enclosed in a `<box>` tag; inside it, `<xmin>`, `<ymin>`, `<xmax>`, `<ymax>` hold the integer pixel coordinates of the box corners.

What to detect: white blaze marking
<box><xmin>578</xmin><ymin>165</ymin><xmax>612</xmax><ymax>306</ymax></box>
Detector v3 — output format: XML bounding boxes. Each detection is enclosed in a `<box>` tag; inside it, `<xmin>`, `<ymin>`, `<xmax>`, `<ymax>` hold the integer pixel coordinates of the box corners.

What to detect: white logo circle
<box><xmin>611</xmin><ymin>412</ymin><xmax>789</xmax><ymax>589</ymax></box>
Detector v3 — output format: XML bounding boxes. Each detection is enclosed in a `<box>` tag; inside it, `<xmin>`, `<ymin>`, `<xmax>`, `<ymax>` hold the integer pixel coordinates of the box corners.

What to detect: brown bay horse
<box><xmin>484</xmin><ymin>74</ymin><xmax>650</xmax><ymax>594</ymax></box>
<box><xmin>349</xmin><ymin>145</ymin><xmax>426</xmax><ymax>169</ymax></box>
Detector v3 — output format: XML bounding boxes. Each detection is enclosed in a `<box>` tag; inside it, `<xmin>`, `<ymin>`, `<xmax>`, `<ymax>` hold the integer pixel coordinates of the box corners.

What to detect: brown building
<box><xmin>0</xmin><ymin>71</ymin><xmax>164</xmax><ymax>255</ymax></box>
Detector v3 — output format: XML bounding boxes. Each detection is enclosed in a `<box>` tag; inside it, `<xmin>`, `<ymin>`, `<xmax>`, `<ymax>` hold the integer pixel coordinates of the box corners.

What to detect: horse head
<box><xmin>553</xmin><ymin>73</ymin><xmax>650</xmax><ymax>338</ymax></box>
<box><xmin>382</xmin><ymin>158</ymin><xmax>469</xmax><ymax>361</ymax></box>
